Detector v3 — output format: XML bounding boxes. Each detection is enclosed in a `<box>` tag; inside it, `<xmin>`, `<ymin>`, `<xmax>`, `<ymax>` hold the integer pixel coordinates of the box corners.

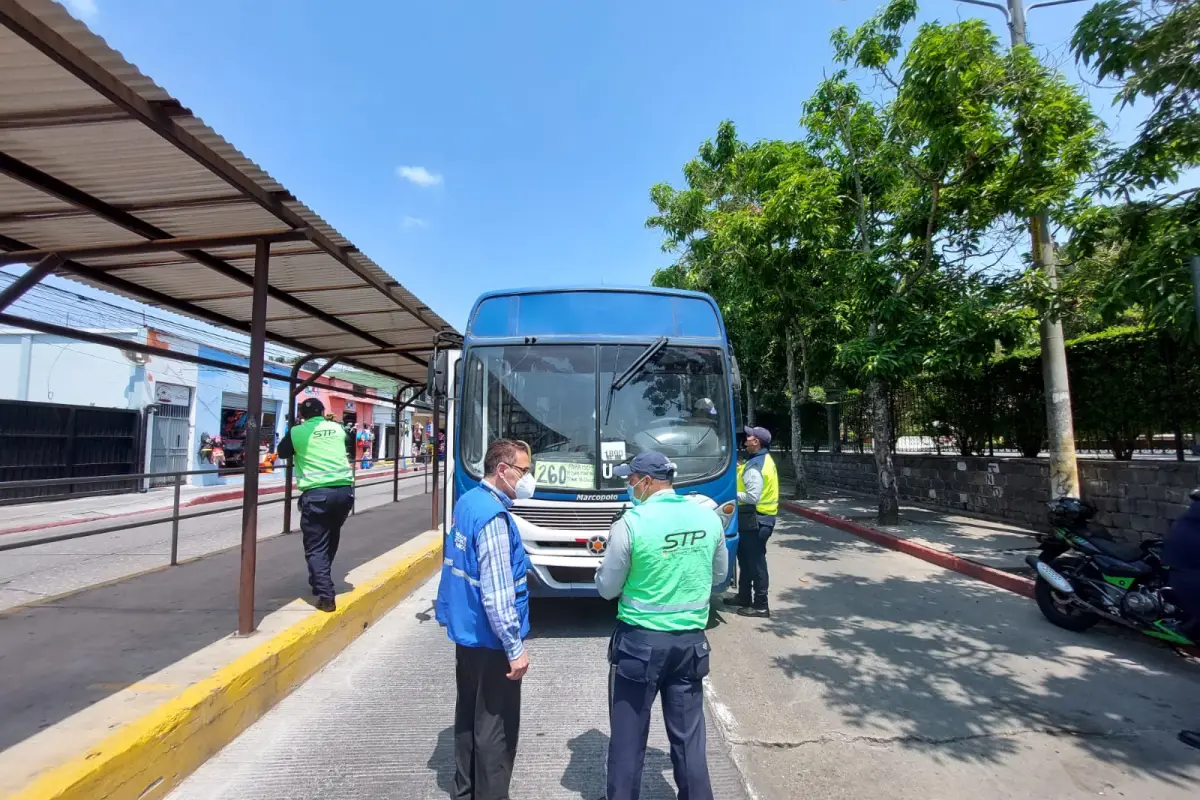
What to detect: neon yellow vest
<box><xmin>290</xmin><ymin>418</ymin><xmax>353</xmax><ymax>492</ymax></box>
<box><xmin>737</xmin><ymin>452</ymin><xmax>779</xmax><ymax>515</ymax></box>
<box><xmin>617</xmin><ymin>491</ymin><xmax>723</xmax><ymax>632</ymax></box>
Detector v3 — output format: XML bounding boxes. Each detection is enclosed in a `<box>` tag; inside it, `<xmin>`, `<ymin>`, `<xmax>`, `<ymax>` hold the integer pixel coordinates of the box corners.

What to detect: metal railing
<box><xmin>0</xmin><ymin>460</ymin><xmax>430</xmax><ymax>562</ymax></box>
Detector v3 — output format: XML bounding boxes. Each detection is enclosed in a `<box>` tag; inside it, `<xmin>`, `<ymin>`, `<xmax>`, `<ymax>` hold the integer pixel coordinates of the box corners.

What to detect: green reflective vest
<box><xmin>618</xmin><ymin>491</ymin><xmax>723</xmax><ymax>632</ymax></box>
<box><xmin>289</xmin><ymin>418</ymin><xmax>353</xmax><ymax>492</ymax></box>
<box><xmin>737</xmin><ymin>452</ymin><xmax>779</xmax><ymax>516</ymax></box>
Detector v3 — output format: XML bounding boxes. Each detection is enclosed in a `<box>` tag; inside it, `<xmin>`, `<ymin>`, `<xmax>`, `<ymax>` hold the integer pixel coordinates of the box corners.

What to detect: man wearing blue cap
<box><xmin>595</xmin><ymin>450</ymin><xmax>728</xmax><ymax>800</ymax></box>
<box><xmin>725</xmin><ymin>426</ymin><xmax>779</xmax><ymax>618</ymax></box>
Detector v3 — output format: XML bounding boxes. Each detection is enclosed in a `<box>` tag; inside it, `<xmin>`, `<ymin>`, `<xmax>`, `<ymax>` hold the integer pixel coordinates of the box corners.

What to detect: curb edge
<box><xmin>782</xmin><ymin>500</ymin><xmax>1035</xmax><ymax>599</ymax></box>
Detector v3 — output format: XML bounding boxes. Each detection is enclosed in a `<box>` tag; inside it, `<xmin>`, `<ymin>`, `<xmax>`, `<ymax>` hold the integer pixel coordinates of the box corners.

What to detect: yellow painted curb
<box><xmin>9</xmin><ymin>533</ymin><xmax>443</xmax><ymax>800</ymax></box>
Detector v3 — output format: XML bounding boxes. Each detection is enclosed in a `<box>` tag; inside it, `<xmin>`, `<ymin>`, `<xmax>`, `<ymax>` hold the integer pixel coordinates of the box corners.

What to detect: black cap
<box><xmin>298</xmin><ymin>397</ymin><xmax>325</xmax><ymax>419</ymax></box>
<box><xmin>744</xmin><ymin>426</ymin><xmax>772</xmax><ymax>447</ymax></box>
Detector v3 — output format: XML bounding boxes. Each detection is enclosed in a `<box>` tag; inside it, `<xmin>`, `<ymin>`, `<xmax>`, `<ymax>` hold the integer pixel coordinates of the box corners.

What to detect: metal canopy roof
<box><xmin>0</xmin><ymin>0</ymin><xmax>455</xmax><ymax>386</ymax></box>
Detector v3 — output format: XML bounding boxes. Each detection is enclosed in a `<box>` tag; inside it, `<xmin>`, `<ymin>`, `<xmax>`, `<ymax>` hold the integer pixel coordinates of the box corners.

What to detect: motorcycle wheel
<box><xmin>1034</xmin><ymin>559</ymin><xmax>1100</xmax><ymax>633</ymax></box>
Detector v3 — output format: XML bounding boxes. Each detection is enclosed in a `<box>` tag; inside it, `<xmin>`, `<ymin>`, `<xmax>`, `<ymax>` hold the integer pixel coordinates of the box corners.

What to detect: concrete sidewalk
<box><xmin>0</xmin><ymin>461</ymin><xmax>427</xmax><ymax>536</ymax></box>
<box><xmin>0</xmin><ymin>492</ymin><xmax>434</xmax><ymax>796</ymax></box>
<box><xmin>785</xmin><ymin>486</ymin><xmax>1042</xmax><ymax>579</ymax></box>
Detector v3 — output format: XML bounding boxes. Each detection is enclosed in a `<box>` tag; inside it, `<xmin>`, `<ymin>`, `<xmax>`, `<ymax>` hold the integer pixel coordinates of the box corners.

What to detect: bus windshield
<box><xmin>459</xmin><ymin>343</ymin><xmax>731</xmax><ymax>491</ymax></box>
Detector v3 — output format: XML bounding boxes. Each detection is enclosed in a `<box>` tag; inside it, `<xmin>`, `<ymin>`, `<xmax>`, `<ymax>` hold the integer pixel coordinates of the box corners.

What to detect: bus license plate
<box><xmin>535</xmin><ymin>461</ymin><xmax>594</xmax><ymax>489</ymax></box>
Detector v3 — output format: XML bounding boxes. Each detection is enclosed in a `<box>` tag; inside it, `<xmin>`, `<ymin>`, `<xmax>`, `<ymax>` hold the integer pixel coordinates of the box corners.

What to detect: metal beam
<box><xmin>0</xmin><ymin>232</ymin><xmax>420</xmax><ymax>382</ymax></box>
<box><xmin>0</xmin><ymin>254</ymin><xmax>61</xmax><ymax>312</ymax></box>
<box><xmin>0</xmin><ymin>104</ymin><xmax>129</xmax><ymax>130</ymax></box>
<box><xmin>0</xmin><ymin>193</ymin><xmax>251</xmax><ymax>225</ymax></box>
<box><xmin>0</xmin><ymin>0</ymin><xmax>447</xmax><ymax>335</ymax></box>
<box><xmin>0</xmin><ymin>228</ymin><xmax>308</xmax><ymax>265</ymax></box>
<box><xmin>238</xmin><ymin>239</ymin><xmax>269</xmax><ymax>635</ymax></box>
<box><xmin>293</xmin><ymin>357</ymin><xmax>341</xmax><ymax>401</ymax></box>
<box><xmin>0</xmin><ymin>151</ymin><xmax>420</xmax><ymax>360</ymax></box>
<box><xmin>0</xmin><ymin>312</ymin><xmax>398</xmax><ymax>402</ymax></box>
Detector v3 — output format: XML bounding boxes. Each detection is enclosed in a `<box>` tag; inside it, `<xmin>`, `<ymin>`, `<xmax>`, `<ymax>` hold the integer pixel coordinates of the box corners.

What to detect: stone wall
<box><xmin>794</xmin><ymin>451</ymin><xmax>1199</xmax><ymax>543</ymax></box>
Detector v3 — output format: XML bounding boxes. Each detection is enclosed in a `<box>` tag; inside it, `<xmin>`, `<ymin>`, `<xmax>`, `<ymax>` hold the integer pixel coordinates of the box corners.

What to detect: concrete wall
<box><xmin>799</xmin><ymin>452</ymin><xmax>1199</xmax><ymax>543</ymax></box>
<box><xmin>0</xmin><ymin>327</ymin><xmax>141</xmax><ymax>408</ymax></box>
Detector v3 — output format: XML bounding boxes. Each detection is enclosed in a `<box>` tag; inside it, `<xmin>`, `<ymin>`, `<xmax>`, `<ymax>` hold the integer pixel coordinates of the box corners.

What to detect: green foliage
<box><xmin>1067</xmin><ymin>1</ymin><xmax>1200</xmax><ymax>341</ymax></box>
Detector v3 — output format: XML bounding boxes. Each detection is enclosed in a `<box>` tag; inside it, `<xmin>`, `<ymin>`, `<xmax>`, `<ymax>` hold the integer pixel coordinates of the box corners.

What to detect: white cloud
<box><xmin>402</xmin><ymin>216</ymin><xmax>428</xmax><ymax>229</ymax></box>
<box><xmin>63</xmin><ymin>0</ymin><xmax>99</xmax><ymax>22</ymax></box>
<box><xmin>396</xmin><ymin>165</ymin><xmax>443</xmax><ymax>188</ymax></box>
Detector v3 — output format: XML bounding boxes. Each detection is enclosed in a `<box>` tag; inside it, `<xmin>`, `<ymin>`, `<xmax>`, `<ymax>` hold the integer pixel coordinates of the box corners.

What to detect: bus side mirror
<box><xmin>427</xmin><ymin>350</ymin><xmax>448</xmax><ymax>397</ymax></box>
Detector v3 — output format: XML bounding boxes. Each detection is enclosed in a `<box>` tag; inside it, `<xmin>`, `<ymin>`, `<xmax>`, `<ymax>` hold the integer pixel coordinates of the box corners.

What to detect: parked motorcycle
<box><xmin>1027</xmin><ymin>498</ymin><xmax>1196</xmax><ymax>647</ymax></box>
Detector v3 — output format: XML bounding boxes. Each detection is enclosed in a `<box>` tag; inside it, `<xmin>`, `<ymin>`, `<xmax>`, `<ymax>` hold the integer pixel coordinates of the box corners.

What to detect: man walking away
<box><xmin>724</xmin><ymin>426</ymin><xmax>778</xmax><ymax>618</ymax></box>
<box><xmin>436</xmin><ymin>439</ymin><xmax>535</xmax><ymax>800</ymax></box>
<box><xmin>277</xmin><ymin>398</ymin><xmax>354</xmax><ymax>613</ymax></box>
<box><xmin>596</xmin><ymin>451</ymin><xmax>727</xmax><ymax>800</ymax></box>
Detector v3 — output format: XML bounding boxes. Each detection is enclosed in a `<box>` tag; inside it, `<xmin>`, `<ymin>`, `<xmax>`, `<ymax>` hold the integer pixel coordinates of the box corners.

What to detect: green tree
<box><xmin>804</xmin><ymin>0</ymin><xmax>1097</xmax><ymax>521</ymax></box>
<box><xmin>1069</xmin><ymin>0</ymin><xmax>1200</xmax><ymax>339</ymax></box>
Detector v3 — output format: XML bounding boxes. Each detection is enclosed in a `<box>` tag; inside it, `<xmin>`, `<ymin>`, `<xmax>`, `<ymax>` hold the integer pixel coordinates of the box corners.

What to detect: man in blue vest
<box><xmin>596</xmin><ymin>451</ymin><xmax>728</xmax><ymax>800</ymax></box>
<box><xmin>436</xmin><ymin>438</ymin><xmax>534</xmax><ymax>800</ymax></box>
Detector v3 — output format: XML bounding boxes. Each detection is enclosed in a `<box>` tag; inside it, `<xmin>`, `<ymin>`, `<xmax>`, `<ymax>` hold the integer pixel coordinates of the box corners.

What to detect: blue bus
<box><xmin>436</xmin><ymin>287</ymin><xmax>740</xmax><ymax>598</ymax></box>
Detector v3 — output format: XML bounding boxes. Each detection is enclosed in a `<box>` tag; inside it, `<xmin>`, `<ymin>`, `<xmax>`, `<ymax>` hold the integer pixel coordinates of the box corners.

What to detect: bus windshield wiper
<box><xmin>603</xmin><ymin>337</ymin><xmax>667</xmax><ymax>427</ymax></box>
<box><xmin>612</xmin><ymin>337</ymin><xmax>668</xmax><ymax>392</ymax></box>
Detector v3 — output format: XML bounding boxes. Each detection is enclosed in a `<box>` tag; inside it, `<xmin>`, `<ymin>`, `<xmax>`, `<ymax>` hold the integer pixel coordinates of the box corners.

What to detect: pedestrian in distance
<box><xmin>725</xmin><ymin>426</ymin><xmax>779</xmax><ymax>618</ymax></box>
<box><xmin>435</xmin><ymin>438</ymin><xmax>535</xmax><ymax>800</ymax></box>
<box><xmin>277</xmin><ymin>398</ymin><xmax>355</xmax><ymax>613</ymax></box>
<box><xmin>596</xmin><ymin>451</ymin><xmax>728</xmax><ymax>800</ymax></box>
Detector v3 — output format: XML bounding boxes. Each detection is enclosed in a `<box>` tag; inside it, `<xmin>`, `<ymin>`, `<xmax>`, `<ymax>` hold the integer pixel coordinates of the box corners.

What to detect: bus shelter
<box><xmin>0</xmin><ymin>0</ymin><xmax>455</xmax><ymax>634</ymax></box>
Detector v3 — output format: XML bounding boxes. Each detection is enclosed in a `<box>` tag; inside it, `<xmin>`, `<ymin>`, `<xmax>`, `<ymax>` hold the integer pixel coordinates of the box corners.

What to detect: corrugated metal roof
<box><xmin>0</xmin><ymin>0</ymin><xmax>455</xmax><ymax>385</ymax></box>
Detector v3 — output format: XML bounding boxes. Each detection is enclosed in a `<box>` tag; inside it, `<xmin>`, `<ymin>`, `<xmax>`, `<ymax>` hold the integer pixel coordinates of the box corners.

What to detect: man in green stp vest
<box><xmin>596</xmin><ymin>451</ymin><xmax>727</xmax><ymax>800</ymax></box>
<box><xmin>277</xmin><ymin>398</ymin><xmax>354</xmax><ymax>612</ymax></box>
<box><xmin>725</xmin><ymin>426</ymin><xmax>779</xmax><ymax>618</ymax></box>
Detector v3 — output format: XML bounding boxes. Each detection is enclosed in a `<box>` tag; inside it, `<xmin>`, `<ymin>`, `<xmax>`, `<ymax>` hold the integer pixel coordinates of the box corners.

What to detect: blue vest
<box><xmin>435</xmin><ymin>484</ymin><xmax>531</xmax><ymax>650</ymax></box>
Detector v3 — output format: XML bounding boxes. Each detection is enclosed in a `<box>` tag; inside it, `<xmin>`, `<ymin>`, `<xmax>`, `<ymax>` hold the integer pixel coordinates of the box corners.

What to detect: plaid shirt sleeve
<box><xmin>476</xmin><ymin>515</ymin><xmax>524</xmax><ymax>660</ymax></box>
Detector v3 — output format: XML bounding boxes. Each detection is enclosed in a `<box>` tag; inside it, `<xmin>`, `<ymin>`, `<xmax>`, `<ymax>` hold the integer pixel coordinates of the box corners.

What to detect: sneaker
<box><xmin>737</xmin><ymin>606</ymin><xmax>771</xmax><ymax>619</ymax></box>
<box><xmin>723</xmin><ymin>596</ymin><xmax>751</xmax><ymax>608</ymax></box>
<box><xmin>315</xmin><ymin>596</ymin><xmax>337</xmax><ymax>613</ymax></box>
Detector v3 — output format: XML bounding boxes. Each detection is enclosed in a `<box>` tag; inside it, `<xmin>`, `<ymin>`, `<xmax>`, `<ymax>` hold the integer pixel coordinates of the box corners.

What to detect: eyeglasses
<box><xmin>504</xmin><ymin>463</ymin><xmax>531</xmax><ymax>478</ymax></box>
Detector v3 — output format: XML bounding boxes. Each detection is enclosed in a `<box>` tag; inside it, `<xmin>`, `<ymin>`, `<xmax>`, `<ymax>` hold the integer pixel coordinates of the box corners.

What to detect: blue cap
<box><xmin>612</xmin><ymin>451</ymin><xmax>677</xmax><ymax>481</ymax></box>
<box><xmin>744</xmin><ymin>426</ymin><xmax>772</xmax><ymax>447</ymax></box>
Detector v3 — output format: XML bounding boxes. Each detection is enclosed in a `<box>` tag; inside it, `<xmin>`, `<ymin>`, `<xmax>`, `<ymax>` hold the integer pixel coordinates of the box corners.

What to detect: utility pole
<box><xmin>960</xmin><ymin>0</ymin><xmax>1087</xmax><ymax>499</ymax></box>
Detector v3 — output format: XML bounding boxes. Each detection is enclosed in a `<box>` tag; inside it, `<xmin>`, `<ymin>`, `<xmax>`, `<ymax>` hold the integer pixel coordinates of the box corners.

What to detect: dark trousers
<box><xmin>454</xmin><ymin>644</ymin><xmax>522</xmax><ymax>800</ymax></box>
<box><xmin>298</xmin><ymin>485</ymin><xmax>354</xmax><ymax>600</ymax></box>
<box><xmin>1170</xmin><ymin>568</ymin><xmax>1200</xmax><ymax>636</ymax></box>
<box><xmin>607</xmin><ymin>622</ymin><xmax>712</xmax><ymax>800</ymax></box>
<box><xmin>735</xmin><ymin>520</ymin><xmax>774</xmax><ymax>608</ymax></box>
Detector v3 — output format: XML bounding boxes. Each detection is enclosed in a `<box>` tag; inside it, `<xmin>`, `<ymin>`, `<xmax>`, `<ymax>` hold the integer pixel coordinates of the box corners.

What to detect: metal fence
<box><xmin>0</xmin><ymin>461</ymin><xmax>431</xmax><ymax>564</ymax></box>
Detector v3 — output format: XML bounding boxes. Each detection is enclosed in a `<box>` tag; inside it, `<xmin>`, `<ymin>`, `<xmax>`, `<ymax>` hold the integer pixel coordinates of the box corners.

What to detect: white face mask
<box><xmin>514</xmin><ymin>471</ymin><xmax>537</xmax><ymax>500</ymax></box>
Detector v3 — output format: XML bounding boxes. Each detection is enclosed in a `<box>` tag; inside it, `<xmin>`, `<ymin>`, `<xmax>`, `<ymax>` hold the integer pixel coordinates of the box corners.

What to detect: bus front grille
<box><xmin>511</xmin><ymin>505</ymin><xmax>622</xmax><ymax>531</ymax></box>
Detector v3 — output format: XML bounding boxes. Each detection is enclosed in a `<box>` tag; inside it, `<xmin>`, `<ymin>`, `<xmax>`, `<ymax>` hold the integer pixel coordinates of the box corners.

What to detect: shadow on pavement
<box><xmin>763</xmin><ymin>515</ymin><xmax>1200</xmax><ymax>787</ymax></box>
<box><xmin>0</xmin><ymin>493</ymin><xmax>431</xmax><ymax>753</ymax></box>
<box><xmin>561</xmin><ymin>727</ymin><xmax>675</xmax><ymax>799</ymax></box>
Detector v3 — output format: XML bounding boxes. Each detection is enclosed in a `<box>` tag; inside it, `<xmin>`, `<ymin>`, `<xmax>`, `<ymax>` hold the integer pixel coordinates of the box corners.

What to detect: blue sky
<box><xmin>59</xmin><ymin>0</ymin><xmax>1140</xmax><ymax>330</ymax></box>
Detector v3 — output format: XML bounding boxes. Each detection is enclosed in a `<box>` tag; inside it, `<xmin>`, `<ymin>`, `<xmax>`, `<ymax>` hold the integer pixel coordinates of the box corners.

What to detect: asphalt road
<box><xmin>0</xmin><ymin>473</ymin><xmax>431</xmax><ymax>612</ymax></box>
<box><xmin>170</xmin><ymin>511</ymin><xmax>1200</xmax><ymax>800</ymax></box>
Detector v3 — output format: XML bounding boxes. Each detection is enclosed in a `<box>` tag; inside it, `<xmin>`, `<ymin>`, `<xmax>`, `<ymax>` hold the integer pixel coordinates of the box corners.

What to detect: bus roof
<box><xmin>466</xmin><ymin>287</ymin><xmax>727</xmax><ymax>342</ymax></box>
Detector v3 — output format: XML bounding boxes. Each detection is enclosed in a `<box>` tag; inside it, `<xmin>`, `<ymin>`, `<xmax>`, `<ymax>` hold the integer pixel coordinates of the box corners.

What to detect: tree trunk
<box><xmin>745</xmin><ymin>379</ymin><xmax>757</xmax><ymax>427</ymax></box>
<box><xmin>871</xmin><ymin>378</ymin><xmax>899</xmax><ymax>523</ymax></box>
<box><xmin>786</xmin><ymin>326</ymin><xmax>808</xmax><ymax>499</ymax></box>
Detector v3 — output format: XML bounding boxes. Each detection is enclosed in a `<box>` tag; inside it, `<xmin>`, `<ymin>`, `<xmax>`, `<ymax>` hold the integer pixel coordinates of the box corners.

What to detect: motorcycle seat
<box><xmin>1086</xmin><ymin>536</ymin><xmax>1146</xmax><ymax>564</ymax></box>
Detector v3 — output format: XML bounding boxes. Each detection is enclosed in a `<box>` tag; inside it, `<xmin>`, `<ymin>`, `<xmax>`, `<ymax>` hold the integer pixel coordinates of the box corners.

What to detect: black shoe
<box><xmin>315</xmin><ymin>596</ymin><xmax>337</xmax><ymax>613</ymax></box>
<box><xmin>1181</xmin><ymin>730</ymin><xmax>1200</xmax><ymax>750</ymax></box>
<box><xmin>737</xmin><ymin>606</ymin><xmax>771</xmax><ymax>619</ymax></box>
<box><xmin>723</xmin><ymin>596</ymin><xmax>751</xmax><ymax>608</ymax></box>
